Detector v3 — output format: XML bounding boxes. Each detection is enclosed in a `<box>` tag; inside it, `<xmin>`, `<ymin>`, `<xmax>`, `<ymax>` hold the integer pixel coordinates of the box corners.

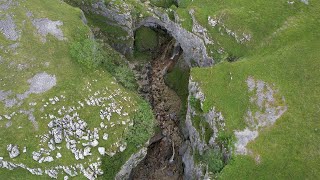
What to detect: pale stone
<box><xmin>98</xmin><ymin>147</ymin><xmax>105</xmax><ymax>156</ymax></box>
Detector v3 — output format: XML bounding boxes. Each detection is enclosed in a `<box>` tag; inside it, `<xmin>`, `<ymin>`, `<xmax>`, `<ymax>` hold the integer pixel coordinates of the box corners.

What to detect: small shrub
<box><xmin>204</xmin><ymin>149</ymin><xmax>224</xmax><ymax>173</ymax></box>
<box><xmin>189</xmin><ymin>95</ymin><xmax>202</xmax><ymax>112</ymax></box>
<box><xmin>125</xmin><ymin>100</ymin><xmax>155</xmax><ymax>147</ymax></box>
<box><xmin>70</xmin><ymin>38</ymin><xmax>104</xmax><ymax>69</ymax></box>
<box><xmin>114</xmin><ymin>65</ymin><xmax>138</xmax><ymax>90</ymax></box>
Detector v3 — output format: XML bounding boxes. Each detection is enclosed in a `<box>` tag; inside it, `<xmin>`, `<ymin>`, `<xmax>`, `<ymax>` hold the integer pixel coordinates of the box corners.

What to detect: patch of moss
<box><xmin>165</xmin><ymin>66</ymin><xmax>190</xmax><ymax>123</ymax></box>
<box><xmin>134</xmin><ymin>27</ymin><xmax>159</xmax><ymax>52</ymax></box>
<box><xmin>189</xmin><ymin>96</ymin><xmax>202</xmax><ymax>113</ymax></box>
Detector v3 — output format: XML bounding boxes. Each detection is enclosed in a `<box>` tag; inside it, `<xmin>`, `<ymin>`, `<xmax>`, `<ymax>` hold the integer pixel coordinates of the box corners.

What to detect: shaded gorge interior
<box><xmin>129</xmin><ymin>25</ymin><xmax>190</xmax><ymax>179</ymax></box>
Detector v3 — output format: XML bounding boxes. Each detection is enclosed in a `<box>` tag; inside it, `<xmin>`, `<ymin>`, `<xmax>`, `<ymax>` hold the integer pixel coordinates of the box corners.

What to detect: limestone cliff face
<box><xmin>182</xmin><ymin>77</ymin><xmax>227</xmax><ymax>179</ymax></box>
<box><xmin>73</xmin><ymin>0</ymin><xmax>213</xmax><ymax>67</ymax></box>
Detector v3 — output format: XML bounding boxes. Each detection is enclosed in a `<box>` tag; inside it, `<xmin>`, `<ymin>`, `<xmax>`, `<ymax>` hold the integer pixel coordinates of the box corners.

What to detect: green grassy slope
<box><xmin>190</xmin><ymin>0</ymin><xmax>320</xmax><ymax>179</ymax></box>
<box><xmin>0</xmin><ymin>0</ymin><xmax>154</xmax><ymax>179</ymax></box>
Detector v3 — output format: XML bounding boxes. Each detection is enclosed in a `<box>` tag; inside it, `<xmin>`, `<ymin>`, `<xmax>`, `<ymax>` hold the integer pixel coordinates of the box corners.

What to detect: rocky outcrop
<box><xmin>70</xmin><ymin>0</ymin><xmax>213</xmax><ymax>67</ymax></box>
<box><xmin>135</xmin><ymin>9</ymin><xmax>213</xmax><ymax>67</ymax></box>
<box><xmin>182</xmin><ymin>76</ymin><xmax>288</xmax><ymax>178</ymax></box>
<box><xmin>76</xmin><ymin>0</ymin><xmax>135</xmax><ymax>56</ymax></box>
<box><xmin>182</xmin><ymin>77</ymin><xmax>227</xmax><ymax>179</ymax></box>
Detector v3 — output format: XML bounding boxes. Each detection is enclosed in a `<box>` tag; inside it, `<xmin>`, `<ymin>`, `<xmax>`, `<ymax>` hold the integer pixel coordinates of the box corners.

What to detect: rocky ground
<box><xmin>130</xmin><ymin>39</ymin><xmax>184</xmax><ymax>179</ymax></box>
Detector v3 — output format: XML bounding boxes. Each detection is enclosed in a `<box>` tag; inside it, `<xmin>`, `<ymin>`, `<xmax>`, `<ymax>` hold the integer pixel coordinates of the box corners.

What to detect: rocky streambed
<box><xmin>129</xmin><ymin>38</ymin><xmax>185</xmax><ymax>179</ymax></box>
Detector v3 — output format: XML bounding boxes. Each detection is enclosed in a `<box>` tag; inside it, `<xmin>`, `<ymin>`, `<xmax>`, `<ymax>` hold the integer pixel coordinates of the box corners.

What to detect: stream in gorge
<box><xmin>129</xmin><ymin>33</ymin><xmax>187</xmax><ymax>179</ymax></box>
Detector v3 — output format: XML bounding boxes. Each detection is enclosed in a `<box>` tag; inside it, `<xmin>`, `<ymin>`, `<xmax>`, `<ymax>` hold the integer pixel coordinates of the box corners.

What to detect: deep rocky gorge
<box><xmin>1</xmin><ymin>0</ymin><xmax>317</xmax><ymax>179</ymax></box>
<box><xmin>64</xmin><ymin>0</ymin><xmax>225</xmax><ymax>179</ymax></box>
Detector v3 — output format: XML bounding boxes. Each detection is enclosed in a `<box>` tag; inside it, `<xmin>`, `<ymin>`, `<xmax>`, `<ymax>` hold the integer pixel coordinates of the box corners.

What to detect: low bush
<box><xmin>70</xmin><ymin>38</ymin><xmax>104</xmax><ymax>69</ymax></box>
<box><xmin>124</xmin><ymin>100</ymin><xmax>155</xmax><ymax>147</ymax></box>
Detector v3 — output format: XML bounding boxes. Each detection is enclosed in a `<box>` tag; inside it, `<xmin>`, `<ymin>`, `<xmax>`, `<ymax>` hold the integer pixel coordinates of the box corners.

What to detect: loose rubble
<box><xmin>0</xmin><ymin>83</ymin><xmax>134</xmax><ymax>179</ymax></box>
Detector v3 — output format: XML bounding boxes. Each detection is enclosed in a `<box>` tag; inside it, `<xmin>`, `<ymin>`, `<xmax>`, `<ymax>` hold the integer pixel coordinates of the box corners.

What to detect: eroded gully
<box><xmin>130</xmin><ymin>40</ymin><xmax>185</xmax><ymax>179</ymax></box>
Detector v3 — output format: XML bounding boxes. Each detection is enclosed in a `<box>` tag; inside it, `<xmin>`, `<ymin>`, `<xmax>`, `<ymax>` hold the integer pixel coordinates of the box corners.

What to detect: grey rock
<box><xmin>52</xmin><ymin>128</ymin><xmax>63</xmax><ymax>144</ymax></box>
<box><xmin>7</xmin><ymin>144</ymin><xmax>20</xmax><ymax>158</ymax></box>
<box><xmin>234</xmin><ymin>128</ymin><xmax>259</xmax><ymax>155</ymax></box>
<box><xmin>48</xmin><ymin>139</ymin><xmax>56</xmax><ymax>150</ymax></box>
<box><xmin>0</xmin><ymin>0</ymin><xmax>17</xmax><ymax>11</ymax></box>
<box><xmin>300</xmin><ymin>0</ymin><xmax>309</xmax><ymax>5</ymax></box>
<box><xmin>84</xmin><ymin>146</ymin><xmax>91</xmax><ymax>156</ymax></box>
<box><xmin>32</xmin><ymin>151</ymin><xmax>41</xmax><ymax>161</ymax></box>
<box><xmin>43</xmin><ymin>156</ymin><xmax>54</xmax><ymax>162</ymax></box>
<box><xmin>90</xmin><ymin>140</ymin><xmax>99</xmax><ymax>147</ymax></box>
<box><xmin>77</xmin><ymin>1</ymin><xmax>213</xmax><ymax>67</ymax></box>
<box><xmin>32</xmin><ymin>18</ymin><xmax>65</xmax><ymax>42</ymax></box>
<box><xmin>102</xmin><ymin>133</ymin><xmax>108</xmax><ymax>140</ymax></box>
<box><xmin>27</xmin><ymin>72</ymin><xmax>56</xmax><ymax>94</ymax></box>
<box><xmin>0</xmin><ymin>14</ymin><xmax>20</xmax><ymax>41</ymax></box>
<box><xmin>23</xmin><ymin>147</ymin><xmax>27</xmax><ymax>153</ymax></box>
<box><xmin>45</xmin><ymin>169</ymin><xmax>58</xmax><ymax>179</ymax></box>
<box><xmin>136</xmin><ymin>10</ymin><xmax>213</xmax><ymax>67</ymax></box>
<box><xmin>98</xmin><ymin>147</ymin><xmax>105</xmax><ymax>155</ymax></box>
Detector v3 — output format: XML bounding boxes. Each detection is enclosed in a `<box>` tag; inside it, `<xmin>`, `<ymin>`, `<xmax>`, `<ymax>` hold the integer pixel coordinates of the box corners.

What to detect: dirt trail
<box><xmin>130</xmin><ymin>40</ymin><xmax>184</xmax><ymax>179</ymax></box>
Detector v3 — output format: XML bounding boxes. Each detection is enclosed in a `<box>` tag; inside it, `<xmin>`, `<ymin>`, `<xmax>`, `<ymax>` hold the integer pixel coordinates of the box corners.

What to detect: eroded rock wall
<box><xmin>182</xmin><ymin>77</ymin><xmax>227</xmax><ymax>179</ymax></box>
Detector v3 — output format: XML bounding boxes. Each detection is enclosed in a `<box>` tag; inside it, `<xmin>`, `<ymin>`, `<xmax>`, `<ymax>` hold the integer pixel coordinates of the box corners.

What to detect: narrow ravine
<box><xmin>130</xmin><ymin>38</ymin><xmax>185</xmax><ymax>179</ymax></box>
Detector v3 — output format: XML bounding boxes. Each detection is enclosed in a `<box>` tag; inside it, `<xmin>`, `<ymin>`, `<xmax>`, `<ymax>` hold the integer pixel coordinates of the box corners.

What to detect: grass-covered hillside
<box><xmin>185</xmin><ymin>0</ymin><xmax>320</xmax><ymax>179</ymax></box>
<box><xmin>0</xmin><ymin>0</ymin><xmax>154</xmax><ymax>179</ymax></box>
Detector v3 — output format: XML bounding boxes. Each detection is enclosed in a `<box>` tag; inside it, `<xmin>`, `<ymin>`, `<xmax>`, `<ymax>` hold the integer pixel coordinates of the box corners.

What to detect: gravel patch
<box><xmin>32</xmin><ymin>18</ymin><xmax>65</xmax><ymax>42</ymax></box>
<box><xmin>0</xmin><ymin>14</ymin><xmax>20</xmax><ymax>41</ymax></box>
